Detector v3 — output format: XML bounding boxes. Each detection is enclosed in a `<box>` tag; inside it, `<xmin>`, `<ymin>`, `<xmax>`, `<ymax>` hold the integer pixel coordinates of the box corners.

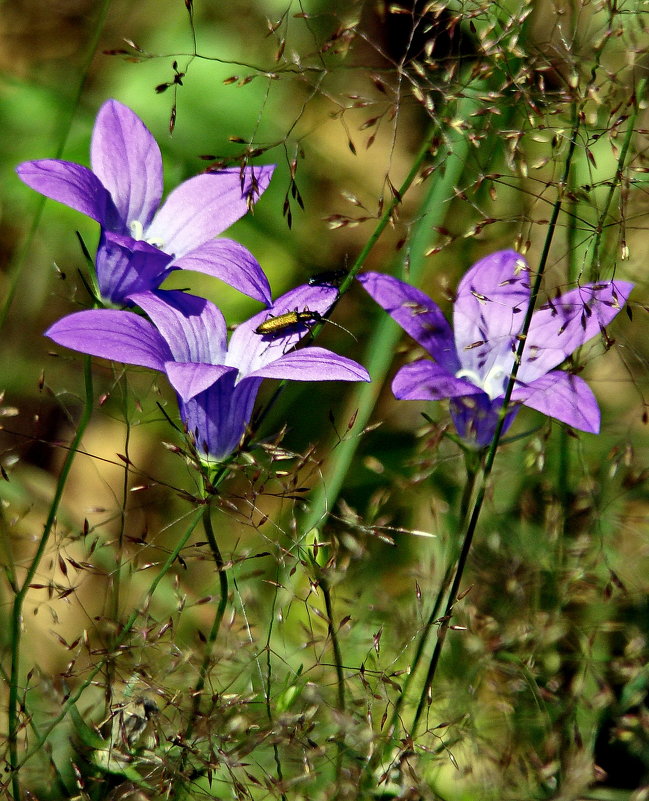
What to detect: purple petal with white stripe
<box><xmin>90</xmin><ymin>99</ymin><xmax>163</xmax><ymax>231</ymax></box>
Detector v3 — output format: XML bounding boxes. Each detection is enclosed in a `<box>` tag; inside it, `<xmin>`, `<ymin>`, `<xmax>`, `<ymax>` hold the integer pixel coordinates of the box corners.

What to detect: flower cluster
<box><xmin>19</xmin><ymin>102</ymin><xmax>632</xmax><ymax>459</ymax></box>
<box><xmin>19</xmin><ymin>100</ymin><xmax>369</xmax><ymax>462</ymax></box>
<box><xmin>359</xmin><ymin>250</ymin><xmax>633</xmax><ymax>446</ymax></box>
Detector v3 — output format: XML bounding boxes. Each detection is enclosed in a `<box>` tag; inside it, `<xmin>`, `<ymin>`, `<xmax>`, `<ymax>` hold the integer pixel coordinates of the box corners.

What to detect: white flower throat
<box><xmin>455</xmin><ymin>362</ymin><xmax>508</xmax><ymax>400</ymax></box>
<box><xmin>128</xmin><ymin>220</ymin><xmax>164</xmax><ymax>250</ymax></box>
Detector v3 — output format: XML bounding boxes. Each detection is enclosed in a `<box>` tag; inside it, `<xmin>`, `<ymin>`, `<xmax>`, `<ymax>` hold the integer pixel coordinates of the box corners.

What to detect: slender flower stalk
<box><xmin>171</xmin><ymin>500</ymin><xmax>230</xmax><ymax>800</ymax></box>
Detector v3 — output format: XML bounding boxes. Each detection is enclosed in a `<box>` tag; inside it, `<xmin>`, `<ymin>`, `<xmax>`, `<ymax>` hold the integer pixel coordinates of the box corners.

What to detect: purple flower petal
<box><xmin>171</xmin><ymin>238</ymin><xmax>272</xmax><ymax>305</ymax></box>
<box><xmin>146</xmin><ymin>165</ymin><xmax>275</xmax><ymax>257</ymax></box>
<box><xmin>165</xmin><ymin>362</ymin><xmax>236</xmax><ymax>402</ymax></box>
<box><xmin>357</xmin><ymin>272</ymin><xmax>458</xmax><ymax>373</ymax></box>
<box><xmin>248</xmin><ymin>347</ymin><xmax>370</xmax><ymax>382</ymax></box>
<box><xmin>90</xmin><ymin>100</ymin><xmax>163</xmax><ymax>232</ymax></box>
<box><xmin>16</xmin><ymin>160</ymin><xmax>118</xmax><ymax>227</ymax></box>
<box><xmin>229</xmin><ymin>283</ymin><xmax>339</xmax><ymax>376</ymax></box>
<box><xmin>518</xmin><ymin>281</ymin><xmax>634</xmax><ymax>383</ymax></box>
<box><xmin>45</xmin><ymin>310</ymin><xmax>171</xmax><ymax>369</ymax></box>
<box><xmin>511</xmin><ymin>370</ymin><xmax>600</xmax><ymax>433</ymax></box>
<box><xmin>97</xmin><ymin>232</ymin><xmax>173</xmax><ymax>304</ymax></box>
<box><xmin>392</xmin><ymin>360</ymin><xmax>483</xmax><ymax>401</ymax></box>
<box><xmin>453</xmin><ymin>250</ymin><xmax>530</xmax><ymax>383</ymax></box>
<box><xmin>129</xmin><ymin>290</ymin><xmax>228</xmax><ymax>365</ymax></box>
<box><xmin>179</xmin><ymin>374</ymin><xmax>263</xmax><ymax>462</ymax></box>
<box><xmin>450</xmin><ymin>395</ymin><xmax>520</xmax><ymax>447</ymax></box>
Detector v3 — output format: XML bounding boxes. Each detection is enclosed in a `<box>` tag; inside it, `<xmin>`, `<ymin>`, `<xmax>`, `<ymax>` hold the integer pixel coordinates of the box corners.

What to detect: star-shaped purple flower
<box><xmin>16</xmin><ymin>99</ymin><xmax>274</xmax><ymax>306</ymax></box>
<box><xmin>359</xmin><ymin>250</ymin><xmax>633</xmax><ymax>446</ymax></box>
<box><xmin>46</xmin><ymin>284</ymin><xmax>370</xmax><ymax>462</ymax></box>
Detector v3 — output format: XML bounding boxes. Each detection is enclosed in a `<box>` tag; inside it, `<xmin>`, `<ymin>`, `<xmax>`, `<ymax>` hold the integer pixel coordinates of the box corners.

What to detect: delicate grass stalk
<box><xmin>321</xmin><ymin>575</ymin><xmax>346</xmax><ymax>783</ymax></box>
<box><xmin>0</xmin><ymin>0</ymin><xmax>110</xmax><ymax>330</ymax></box>
<box><xmin>103</xmin><ymin>393</ymin><xmax>133</xmax><ymax>727</ymax></box>
<box><xmin>7</xmin><ymin>355</ymin><xmax>93</xmax><ymax>800</ymax></box>
<box><xmin>172</xmin><ymin>464</ymin><xmax>233</xmax><ymax>799</ymax></box>
<box><xmin>263</xmin><ymin>575</ymin><xmax>287</xmax><ymax>801</ymax></box>
<box><xmin>587</xmin><ymin>77</ymin><xmax>647</xmax><ymax>281</ymax></box>
<box><xmin>408</xmin><ymin>119</ymin><xmax>582</xmax><ymax>742</ymax></box>
<box><xmin>298</xmin><ymin>80</ymin><xmax>488</xmax><ymax>540</ymax></box>
<box><xmin>11</xmin><ymin>505</ymin><xmax>205</xmax><ymax>776</ymax></box>
<box><xmin>378</xmin><ymin>456</ymin><xmax>479</xmax><ymax>752</ymax></box>
<box><xmin>181</xmin><ymin>503</ymin><xmax>228</xmax><ymax>738</ymax></box>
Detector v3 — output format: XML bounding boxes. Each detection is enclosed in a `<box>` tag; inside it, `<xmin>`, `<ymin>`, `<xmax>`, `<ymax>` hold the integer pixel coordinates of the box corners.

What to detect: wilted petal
<box><xmin>165</xmin><ymin>362</ymin><xmax>235</xmax><ymax>402</ymax></box>
<box><xmin>16</xmin><ymin>160</ymin><xmax>118</xmax><ymax>227</ymax></box>
<box><xmin>146</xmin><ymin>165</ymin><xmax>275</xmax><ymax>257</ymax></box>
<box><xmin>392</xmin><ymin>360</ymin><xmax>482</xmax><ymax>401</ymax></box>
<box><xmin>512</xmin><ymin>370</ymin><xmax>600</xmax><ymax>433</ymax></box>
<box><xmin>518</xmin><ymin>281</ymin><xmax>634</xmax><ymax>384</ymax></box>
<box><xmin>171</xmin><ymin>238</ymin><xmax>271</xmax><ymax>305</ymax></box>
<box><xmin>90</xmin><ymin>99</ymin><xmax>163</xmax><ymax>231</ymax></box>
<box><xmin>357</xmin><ymin>272</ymin><xmax>458</xmax><ymax>373</ymax></box>
<box><xmin>453</xmin><ymin>250</ymin><xmax>530</xmax><ymax>382</ymax></box>
<box><xmin>229</xmin><ymin>283</ymin><xmax>339</xmax><ymax>376</ymax></box>
<box><xmin>179</xmin><ymin>374</ymin><xmax>263</xmax><ymax>462</ymax></box>
<box><xmin>248</xmin><ymin>347</ymin><xmax>370</xmax><ymax>382</ymax></box>
<box><xmin>129</xmin><ymin>290</ymin><xmax>228</xmax><ymax>365</ymax></box>
<box><xmin>450</xmin><ymin>395</ymin><xmax>520</xmax><ymax>447</ymax></box>
<box><xmin>45</xmin><ymin>310</ymin><xmax>171</xmax><ymax>370</ymax></box>
<box><xmin>97</xmin><ymin>232</ymin><xmax>173</xmax><ymax>304</ymax></box>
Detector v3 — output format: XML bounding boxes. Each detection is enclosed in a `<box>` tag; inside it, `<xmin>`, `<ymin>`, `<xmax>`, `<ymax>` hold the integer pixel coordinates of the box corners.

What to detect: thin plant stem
<box><xmin>173</xmin><ymin>464</ymin><xmax>232</xmax><ymax>799</ymax></box>
<box><xmin>587</xmin><ymin>76</ymin><xmax>647</xmax><ymax>282</ymax></box>
<box><xmin>409</xmin><ymin>116</ymin><xmax>582</xmax><ymax>742</ymax></box>
<box><xmin>382</xmin><ymin>457</ymin><xmax>479</xmax><ymax>744</ymax></box>
<box><xmin>103</xmin><ymin>390</ymin><xmax>133</xmax><ymax>727</ymax></box>
<box><xmin>321</xmin><ymin>575</ymin><xmax>345</xmax><ymax>783</ymax></box>
<box><xmin>7</xmin><ymin>355</ymin><xmax>93</xmax><ymax>801</ymax></box>
<box><xmin>263</xmin><ymin>573</ymin><xmax>287</xmax><ymax>801</ymax></box>
<box><xmin>185</xmin><ymin>503</ymin><xmax>229</xmax><ymax>736</ymax></box>
<box><xmin>10</xmin><ymin>506</ymin><xmax>205</xmax><ymax>776</ymax></box>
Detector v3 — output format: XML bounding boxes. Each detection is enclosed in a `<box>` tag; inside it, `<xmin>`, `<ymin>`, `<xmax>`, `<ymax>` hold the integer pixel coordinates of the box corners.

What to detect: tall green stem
<box><xmin>172</xmin><ymin>462</ymin><xmax>232</xmax><ymax>800</ymax></box>
<box><xmin>408</xmin><ymin>116</ymin><xmax>582</xmax><ymax>742</ymax></box>
<box><xmin>587</xmin><ymin>77</ymin><xmax>647</xmax><ymax>281</ymax></box>
<box><xmin>184</xmin><ymin>503</ymin><xmax>229</xmax><ymax>737</ymax></box>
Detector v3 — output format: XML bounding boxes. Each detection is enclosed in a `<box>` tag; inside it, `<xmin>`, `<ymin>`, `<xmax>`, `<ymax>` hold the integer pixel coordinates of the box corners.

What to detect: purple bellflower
<box><xmin>359</xmin><ymin>250</ymin><xmax>633</xmax><ymax>446</ymax></box>
<box><xmin>46</xmin><ymin>284</ymin><xmax>370</xmax><ymax>462</ymax></box>
<box><xmin>16</xmin><ymin>99</ymin><xmax>274</xmax><ymax>306</ymax></box>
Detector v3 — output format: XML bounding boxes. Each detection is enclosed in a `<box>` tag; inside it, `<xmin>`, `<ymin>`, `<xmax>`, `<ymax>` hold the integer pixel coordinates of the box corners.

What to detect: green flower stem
<box><xmin>103</xmin><ymin>394</ymin><xmax>133</xmax><ymax>727</ymax></box>
<box><xmin>408</xmin><ymin>116</ymin><xmax>582</xmax><ymax>742</ymax></box>
<box><xmin>380</xmin><ymin>456</ymin><xmax>479</xmax><ymax>749</ymax></box>
<box><xmin>321</xmin><ymin>574</ymin><xmax>346</xmax><ymax>784</ymax></box>
<box><xmin>172</xmin><ymin>463</ymin><xmax>234</xmax><ymax>800</ymax></box>
<box><xmin>11</xmin><ymin>505</ymin><xmax>205</xmax><ymax>777</ymax></box>
<box><xmin>587</xmin><ymin>77</ymin><xmax>647</xmax><ymax>282</ymax></box>
<box><xmin>262</xmin><ymin>578</ymin><xmax>287</xmax><ymax>801</ymax></box>
<box><xmin>183</xmin><ymin>503</ymin><xmax>229</xmax><ymax>738</ymax></box>
<box><xmin>7</xmin><ymin>355</ymin><xmax>93</xmax><ymax>800</ymax></box>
